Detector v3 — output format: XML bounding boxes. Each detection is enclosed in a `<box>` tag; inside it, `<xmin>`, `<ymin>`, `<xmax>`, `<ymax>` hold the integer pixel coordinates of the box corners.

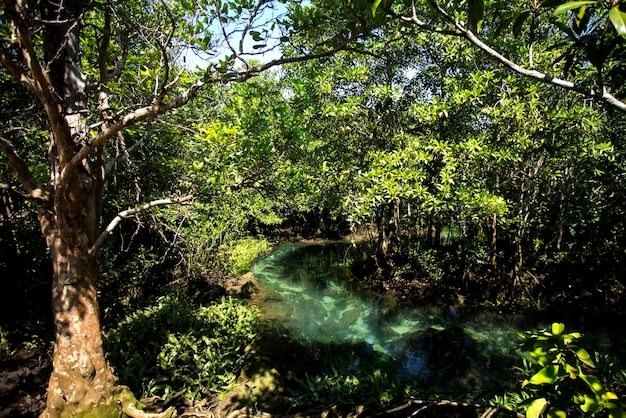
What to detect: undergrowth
<box><xmin>105</xmin><ymin>290</ymin><xmax>260</xmax><ymax>400</ymax></box>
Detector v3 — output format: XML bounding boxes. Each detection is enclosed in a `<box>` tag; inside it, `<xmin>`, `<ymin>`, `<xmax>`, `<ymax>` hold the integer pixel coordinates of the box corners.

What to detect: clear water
<box><xmin>251</xmin><ymin>242</ymin><xmax>626</xmax><ymax>392</ymax></box>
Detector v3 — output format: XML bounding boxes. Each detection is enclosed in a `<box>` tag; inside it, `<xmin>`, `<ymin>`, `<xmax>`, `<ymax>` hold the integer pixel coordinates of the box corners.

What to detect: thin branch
<box><xmin>89</xmin><ymin>194</ymin><xmax>194</xmax><ymax>256</ymax></box>
<box><xmin>62</xmin><ymin>12</ymin><xmax>374</xmax><ymax>186</ymax></box>
<box><xmin>0</xmin><ymin>47</ymin><xmax>40</xmax><ymax>95</ymax></box>
<box><xmin>5</xmin><ymin>3</ymin><xmax>52</xmax><ymax>101</ymax></box>
<box><xmin>104</xmin><ymin>138</ymin><xmax>144</xmax><ymax>175</ymax></box>
<box><xmin>68</xmin><ymin>28</ymin><xmax>364</xmax><ymax>175</ymax></box>
<box><xmin>460</xmin><ymin>25</ymin><xmax>626</xmax><ymax>112</ymax></box>
<box><xmin>238</xmin><ymin>0</ymin><xmax>270</xmax><ymax>56</ymax></box>
<box><xmin>0</xmin><ymin>137</ymin><xmax>40</xmax><ymax>195</ymax></box>
<box><xmin>66</xmin><ymin>77</ymin><xmax>204</xmax><ymax>179</ymax></box>
<box><xmin>3</xmin><ymin>0</ymin><xmax>73</xmax><ymax>165</ymax></box>
<box><xmin>399</xmin><ymin>1</ymin><xmax>626</xmax><ymax>113</ymax></box>
<box><xmin>155</xmin><ymin>0</ymin><xmax>176</xmax><ymax>104</ymax></box>
<box><xmin>395</xmin><ymin>12</ymin><xmax>463</xmax><ymax>36</ymax></box>
<box><xmin>0</xmin><ymin>182</ymin><xmax>32</xmax><ymax>200</ymax></box>
<box><xmin>217</xmin><ymin>4</ymin><xmax>241</xmax><ymax>62</ymax></box>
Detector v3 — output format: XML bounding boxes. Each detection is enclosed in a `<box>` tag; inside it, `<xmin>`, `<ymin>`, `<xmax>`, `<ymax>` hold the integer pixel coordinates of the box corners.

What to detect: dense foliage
<box><xmin>105</xmin><ymin>294</ymin><xmax>260</xmax><ymax>400</ymax></box>
<box><xmin>1</xmin><ymin>0</ymin><xmax>626</xmax><ymax>416</ymax></box>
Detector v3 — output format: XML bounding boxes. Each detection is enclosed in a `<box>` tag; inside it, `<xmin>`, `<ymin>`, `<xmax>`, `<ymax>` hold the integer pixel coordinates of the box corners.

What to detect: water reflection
<box><xmin>251</xmin><ymin>242</ymin><xmax>625</xmax><ymax>392</ymax></box>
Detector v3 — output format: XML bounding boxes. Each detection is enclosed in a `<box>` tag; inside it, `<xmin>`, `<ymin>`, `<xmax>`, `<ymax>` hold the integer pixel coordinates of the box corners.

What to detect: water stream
<box><xmin>251</xmin><ymin>242</ymin><xmax>625</xmax><ymax>392</ymax></box>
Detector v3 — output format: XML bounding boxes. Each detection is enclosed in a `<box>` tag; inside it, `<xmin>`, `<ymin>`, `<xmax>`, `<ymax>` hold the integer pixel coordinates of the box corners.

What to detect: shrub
<box><xmin>492</xmin><ymin>323</ymin><xmax>626</xmax><ymax>418</ymax></box>
<box><xmin>105</xmin><ymin>293</ymin><xmax>261</xmax><ymax>400</ymax></box>
<box><xmin>220</xmin><ymin>237</ymin><xmax>271</xmax><ymax>275</ymax></box>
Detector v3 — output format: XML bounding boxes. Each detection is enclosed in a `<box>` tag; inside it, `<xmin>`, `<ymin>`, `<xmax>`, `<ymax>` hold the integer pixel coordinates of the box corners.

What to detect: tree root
<box><xmin>122</xmin><ymin>402</ymin><xmax>176</xmax><ymax>418</ymax></box>
<box><xmin>116</xmin><ymin>386</ymin><xmax>177</xmax><ymax>418</ymax></box>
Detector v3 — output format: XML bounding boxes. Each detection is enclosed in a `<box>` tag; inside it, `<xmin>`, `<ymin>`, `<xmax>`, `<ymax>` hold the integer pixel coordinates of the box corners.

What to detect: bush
<box><xmin>220</xmin><ymin>237</ymin><xmax>271</xmax><ymax>275</ymax></box>
<box><xmin>105</xmin><ymin>293</ymin><xmax>261</xmax><ymax>400</ymax></box>
<box><xmin>491</xmin><ymin>323</ymin><xmax>626</xmax><ymax>418</ymax></box>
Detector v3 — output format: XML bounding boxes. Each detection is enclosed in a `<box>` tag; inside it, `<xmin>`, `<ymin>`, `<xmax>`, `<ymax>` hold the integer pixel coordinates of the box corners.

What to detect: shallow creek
<box><xmin>250</xmin><ymin>242</ymin><xmax>625</xmax><ymax>393</ymax></box>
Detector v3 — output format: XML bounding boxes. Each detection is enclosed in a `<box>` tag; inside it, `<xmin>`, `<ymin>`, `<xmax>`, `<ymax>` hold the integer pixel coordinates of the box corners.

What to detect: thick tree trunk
<box><xmin>31</xmin><ymin>2</ymin><xmax>174</xmax><ymax>416</ymax></box>
<box><xmin>38</xmin><ymin>169</ymin><xmax>120</xmax><ymax>417</ymax></box>
<box><xmin>33</xmin><ymin>1</ymin><xmax>119</xmax><ymax>414</ymax></box>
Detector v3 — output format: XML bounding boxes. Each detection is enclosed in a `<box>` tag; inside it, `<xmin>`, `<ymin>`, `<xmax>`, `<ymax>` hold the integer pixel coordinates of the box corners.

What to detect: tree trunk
<box><xmin>376</xmin><ymin>199</ymin><xmax>400</xmax><ymax>268</ymax></box>
<box><xmin>29</xmin><ymin>1</ymin><xmax>174</xmax><ymax>416</ymax></box>
<box><xmin>32</xmin><ymin>1</ymin><xmax>117</xmax><ymax>414</ymax></box>
<box><xmin>38</xmin><ymin>167</ymin><xmax>119</xmax><ymax>417</ymax></box>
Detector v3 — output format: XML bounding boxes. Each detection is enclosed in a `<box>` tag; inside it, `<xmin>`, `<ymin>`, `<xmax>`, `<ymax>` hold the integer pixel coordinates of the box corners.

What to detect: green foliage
<box><xmin>0</xmin><ymin>321</ymin><xmax>49</xmax><ymax>361</ymax></box>
<box><xmin>220</xmin><ymin>237</ymin><xmax>271</xmax><ymax>276</ymax></box>
<box><xmin>0</xmin><ymin>325</ymin><xmax>10</xmax><ymax>358</ymax></box>
<box><xmin>105</xmin><ymin>293</ymin><xmax>261</xmax><ymax>400</ymax></box>
<box><xmin>514</xmin><ymin>323</ymin><xmax>626</xmax><ymax>418</ymax></box>
<box><xmin>289</xmin><ymin>355</ymin><xmax>408</xmax><ymax>409</ymax></box>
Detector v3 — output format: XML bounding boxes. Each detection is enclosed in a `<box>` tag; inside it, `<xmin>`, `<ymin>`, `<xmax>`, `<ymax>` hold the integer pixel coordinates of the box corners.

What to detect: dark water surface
<box><xmin>251</xmin><ymin>242</ymin><xmax>626</xmax><ymax>393</ymax></box>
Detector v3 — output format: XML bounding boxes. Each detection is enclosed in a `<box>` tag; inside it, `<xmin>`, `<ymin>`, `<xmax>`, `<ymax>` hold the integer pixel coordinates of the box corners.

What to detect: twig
<box><xmin>89</xmin><ymin>194</ymin><xmax>193</xmax><ymax>256</ymax></box>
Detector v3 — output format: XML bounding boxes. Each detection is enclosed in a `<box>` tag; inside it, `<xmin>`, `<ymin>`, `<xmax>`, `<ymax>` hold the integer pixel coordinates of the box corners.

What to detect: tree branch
<box><xmin>88</xmin><ymin>194</ymin><xmax>194</xmax><ymax>256</ymax></box>
<box><xmin>458</xmin><ymin>26</ymin><xmax>626</xmax><ymax>112</ymax></box>
<box><xmin>3</xmin><ymin>0</ymin><xmax>73</xmax><ymax>165</ymax></box>
<box><xmin>0</xmin><ymin>47</ymin><xmax>40</xmax><ymax>95</ymax></box>
<box><xmin>0</xmin><ymin>137</ymin><xmax>42</xmax><ymax>196</ymax></box>
<box><xmin>398</xmin><ymin>2</ymin><xmax>626</xmax><ymax>113</ymax></box>
<box><xmin>0</xmin><ymin>182</ymin><xmax>32</xmax><ymax>200</ymax></box>
<box><xmin>66</xmin><ymin>25</ymin><xmax>365</xmax><ymax>179</ymax></box>
<box><xmin>66</xmin><ymin>77</ymin><xmax>205</xmax><ymax>180</ymax></box>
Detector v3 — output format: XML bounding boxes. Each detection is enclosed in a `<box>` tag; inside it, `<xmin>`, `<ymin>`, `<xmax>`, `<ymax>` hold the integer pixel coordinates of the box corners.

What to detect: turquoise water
<box><xmin>251</xmin><ymin>242</ymin><xmax>625</xmax><ymax>391</ymax></box>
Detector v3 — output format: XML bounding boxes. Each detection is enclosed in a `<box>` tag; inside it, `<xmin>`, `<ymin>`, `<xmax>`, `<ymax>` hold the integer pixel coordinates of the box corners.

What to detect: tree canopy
<box><xmin>1</xmin><ymin>0</ymin><xmax>625</xmax><ymax>417</ymax></box>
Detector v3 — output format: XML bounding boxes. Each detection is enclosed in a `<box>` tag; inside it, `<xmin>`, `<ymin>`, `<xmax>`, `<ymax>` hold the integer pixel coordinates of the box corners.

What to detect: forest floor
<box><xmin>0</xmin><ymin>346</ymin><xmax>49</xmax><ymax>418</ymax></box>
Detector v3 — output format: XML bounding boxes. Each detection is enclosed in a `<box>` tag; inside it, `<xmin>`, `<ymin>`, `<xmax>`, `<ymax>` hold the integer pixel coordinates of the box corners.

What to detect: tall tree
<box><xmin>0</xmin><ymin>0</ymin><xmax>377</xmax><ymax>415</ymax></box>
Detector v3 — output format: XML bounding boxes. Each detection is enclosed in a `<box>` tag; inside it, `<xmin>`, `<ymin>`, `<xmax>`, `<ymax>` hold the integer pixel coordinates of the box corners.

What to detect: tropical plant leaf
<box><xmin>580</xmin><ymin>372</ymin><xmax>606</xmax><ymax>395</ymax></box>
<box><xmin>468</xmin><ymin>0</ymin><xmax>485</xmax><ymax>32</ymax></box>
<box><xmin>607</xmin><ymin>402</ymin><xmax>626</xmax><ymax>418</ymax></box>
<box><xmin>547</xmin><ymin>407</ymin><xmax>566</xmax><ymax>418</ymax></box>
<box><xmin>571</xmin><ymin>345</ymin><xmax>595</xmax><ymax>367</ymax></box>
<box><xmin>372</xmin><ymin>0</ymin><xmax>383</xmax><ymax>16</ymax></box>
<box><xmin>551</xmin><ymin>322</ymin><xmax>565</xmax><ymax>336</ymax></box>
<box><xmin>529</xmin><ymin>365</ymin><xmax>561</xmax><ymax>385</ymax></box>
<box><xmin>580</xmin><ymin>393</ymin><xmax>603</xmax><ymax>413</ymax></box>
<box><xmin>513</xmin><ymin>10</ymin><xmax>531</xmax><ymax>38</ymax></box>
<box><xmin>609</xmin><ymin>6</ymin><xmax>626</xmax><ymax>39</ymax></box>
<box><xmin>526</xmin><ymin>398</ymin><xmax>548</xmax><ymax>418</ymax></box>
<box><xmin>553</xmin><ymin>1</ymin><xmax>597</xmax><ymax>15</ymax></box>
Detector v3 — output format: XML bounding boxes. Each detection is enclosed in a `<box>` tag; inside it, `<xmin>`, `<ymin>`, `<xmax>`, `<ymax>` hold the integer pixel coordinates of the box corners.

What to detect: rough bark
<box><xmin>376</xmin><ymin>199</ymin><xmax>401</xmax><ymax>268</ymax></box>
<box><xmin>24</xmin><ymin>1</ymin><xmax>120</xmax><ymax>414</ymax></box>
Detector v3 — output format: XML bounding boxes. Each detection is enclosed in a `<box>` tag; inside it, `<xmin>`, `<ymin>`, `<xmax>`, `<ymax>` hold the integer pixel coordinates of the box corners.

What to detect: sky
<box><xmin>183</xmin><ymin>0</ymin><xmax>288</xmax><ymax>70</ymax></box>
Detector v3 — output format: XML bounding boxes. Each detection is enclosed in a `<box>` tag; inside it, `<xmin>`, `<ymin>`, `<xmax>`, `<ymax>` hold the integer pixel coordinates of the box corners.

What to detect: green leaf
<box><xmin>580</xmin><ymin>372</ymin><xmax>606</xmax><ymax>395</ymax></box>
<box><xmin>572</xmin><ymin>346</ymin><xmax>595</xmax><ymax>367</ymax></box>
<box><xmin>527</xmin><ymin>398</ymin><xmax>548</xmax><ymax>418</ymax></box>
<box><xmin>529</xmin><ymin>365</ymin><xmax>561</xmax><ymax>385</ymax></box>
<box><xmin>551</xmin><ymin>322</ymin><xmax>565</xmax><ymax>335</ymax></box>
<box><xmin>468</xmin><ymin>0</ymin><xmax>485</xmax><ymax>32</ymax></box>
<box><xmin>372</xmin><ymin>0</ymin><xmax>383</xmax><ymax>16</ymax></box>
<box><xmin>580</xmin><ymin>393</ymin><xmax>603</xmax><ymax>413</ymax></box>
<box><xmin>609</xmin><ymin>6</ymin><xmax>626</xmax><ymax>39</ymax></box>
<box><xmin>249</xmin><ymin>30</ymin><xmax>263</xmax><ymax>41</ymax></box>
<box><xmin>553</xmin><ymin>1</ymin><xmax>597</xmax><ymax>15</ymax></box>
<box><xmin>547</xmin><ymin>407</ymin><xmax>566</xmax><ymax>418</ymax></box>
<box><xmin>565</xmin><ymin>363</ymin><xmax>579</xmax><ymax>378</ymax></box>
<box><xmin>513</xmin><ymin>11</ymin><xmax>531</xmax><ymax>38</ymax></box>
<box><xmin>607</xmin><ymin>402</ymin><xmax>626</xmax><ymax>418</ymax></box>
<box><xmin>530</xmin><ymin>345</ymin><xmax>550</xmax><ymax>366</ymax></box>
